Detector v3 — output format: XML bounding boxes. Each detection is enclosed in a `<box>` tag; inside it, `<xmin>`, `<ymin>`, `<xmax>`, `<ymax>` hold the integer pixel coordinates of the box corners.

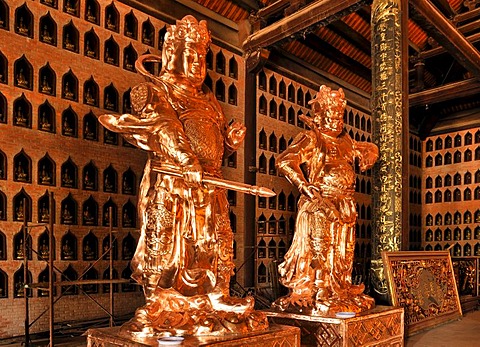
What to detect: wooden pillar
<box><xmin>243</xmin><ymin>48</ymin><xmax>269</xmax><ymax>288</ymax></box>
<box><xmin>370</xmin><ymin>0</ymin><xmax>409</xmax><ymax>302</ymax></box>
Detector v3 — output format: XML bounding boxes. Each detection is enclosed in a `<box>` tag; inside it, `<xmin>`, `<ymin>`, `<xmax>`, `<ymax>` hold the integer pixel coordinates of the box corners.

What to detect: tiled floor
<box><xmin>406</xmin><ymin>310</ymin><xmax>480</xmax><ymax>347</ymax></box>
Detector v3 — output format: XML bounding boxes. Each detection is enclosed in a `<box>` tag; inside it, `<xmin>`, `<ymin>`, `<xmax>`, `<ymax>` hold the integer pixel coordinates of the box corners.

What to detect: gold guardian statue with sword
<box><xmin>99</xmin><ymin>15</ymin><xmax>270</xmax><ymax>337</ymax></box>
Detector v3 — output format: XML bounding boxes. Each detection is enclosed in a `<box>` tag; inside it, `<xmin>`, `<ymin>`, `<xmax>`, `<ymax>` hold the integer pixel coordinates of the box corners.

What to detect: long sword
<box><xmin>151</xmin><ymin>163</ymin><xmax>275</xmax><ymax>197</ymax></box>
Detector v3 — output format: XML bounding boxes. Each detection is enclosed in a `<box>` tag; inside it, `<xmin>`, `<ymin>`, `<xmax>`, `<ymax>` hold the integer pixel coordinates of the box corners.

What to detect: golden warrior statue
<box><xmin>99</xmin><ymin>15</ymin><xmax>268</xmax><ymax>337</ymax></box>
<box><xmin>272</xmin><ymin>85</ymin><xmax>378</xmax><ymax>316</ymax></box>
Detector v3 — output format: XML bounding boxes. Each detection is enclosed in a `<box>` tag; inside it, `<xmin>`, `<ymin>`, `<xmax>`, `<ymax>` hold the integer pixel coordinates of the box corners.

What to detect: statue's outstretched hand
<box><xmin>182</xmin><ymin>162</ymin><xmax>203</xmax><ymax>187</ymax></box>
<box><xmin>226</xmin><ymin>121</ymin><xmax>246</xmax><ymax>147</ymax></box>
<box><xmin>356</xmin><ymin>142</ymin><xmax>379</xmax><ymax>171</ymax></box>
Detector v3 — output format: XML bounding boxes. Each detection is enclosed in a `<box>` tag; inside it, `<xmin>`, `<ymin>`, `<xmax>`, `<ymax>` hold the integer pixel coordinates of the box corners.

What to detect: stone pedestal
<box><xmin>86</xmin><ymin>324</ymin><xmax>300</xmax><ymax>347</ymax></box>
<box><xmin>267</xmin><ymin>306</ymin><xmax>404</xmax><ymax>347</ymax></box>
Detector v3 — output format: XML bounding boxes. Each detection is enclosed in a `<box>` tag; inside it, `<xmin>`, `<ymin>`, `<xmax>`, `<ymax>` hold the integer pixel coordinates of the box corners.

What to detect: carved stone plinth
<box><xmin>267</xmin><ymin>306</ymin><xmax>404</xmax><ymax>347</ymax></box>
<box><xmin>86</xmin><ymin>324</ymin><xmax>300</xmax><ymax>347</ymax></box>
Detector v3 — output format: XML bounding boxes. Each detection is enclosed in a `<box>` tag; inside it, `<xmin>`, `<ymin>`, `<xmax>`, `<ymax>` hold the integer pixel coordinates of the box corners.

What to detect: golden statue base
<box><xmin>266</xmin><ymin>306</ymin><xmax>404</xmax><ymax>347</ymax></box>
<box><xmin>86</xmin><ymin>324</ymin><xmax>300</xmax><ymax>347</ymax></box>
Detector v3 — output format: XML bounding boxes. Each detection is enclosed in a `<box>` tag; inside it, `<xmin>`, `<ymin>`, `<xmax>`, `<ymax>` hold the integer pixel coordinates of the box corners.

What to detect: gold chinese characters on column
<box><xmin>99</xmin><ymin>15</ymin><xmax>268</xmax><ymax>337</ymax></box>
<box><xmin>272</xmin><ymin>86</ymin><xmax>378</xmax><ymax>316</ymax></box>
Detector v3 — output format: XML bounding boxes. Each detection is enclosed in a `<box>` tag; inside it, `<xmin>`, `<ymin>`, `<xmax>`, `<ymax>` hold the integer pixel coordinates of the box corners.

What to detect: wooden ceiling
<box><xmin>126</xmin><ymin>0</ymin><xmax>480</xmax><ymax>137</ymax></box>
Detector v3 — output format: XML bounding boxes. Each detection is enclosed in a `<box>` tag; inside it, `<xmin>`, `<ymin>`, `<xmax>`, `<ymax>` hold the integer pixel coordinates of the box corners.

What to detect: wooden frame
<box><xmin>382</xmin><ymin>251</ymin><xmax>462</xmax><ymax>336</ymax></box>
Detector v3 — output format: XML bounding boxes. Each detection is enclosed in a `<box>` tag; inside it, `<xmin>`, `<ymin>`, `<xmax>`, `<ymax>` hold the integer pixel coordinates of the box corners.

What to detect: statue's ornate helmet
<box><xmin>164</xmin><ymin>15</ymin><xmax>211</xmax><ymax>50</ymax></box>
<box><xmin>309</xmin><ymin>85</ymin><xmax>346</xmax><ymax>119</ymax></box>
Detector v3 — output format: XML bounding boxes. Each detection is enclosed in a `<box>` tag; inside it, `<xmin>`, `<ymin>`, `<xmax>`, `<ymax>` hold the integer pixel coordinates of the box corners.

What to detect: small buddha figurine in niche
<box><xmin>40</xmin><ymin>203</ymin><xmax>49</xmax><ymax>222</ymax></box>
<box><xmin>62</xmin><ymin>205</ymin><xmax>73</xmax><ymax>224</ymax></box>
<box><xmin>103</xmin><ymin>240</ymin><xmax>110</xmax><ymax>258</ymax></box>
<box><xmin>16</xmin><ymin>68</ymin><xmax>28</xmax><ymax>87</ymax></box>
<box><xmin>454</xmin><ymin>246</ymin><xmax>461</xmax><ymax>257</ymax></box>
<box><xmin>104</xmin><ymin>130</ymin><xmax>116</xmax><ymax>144</ymax></box>
<box><xmin>15</xmin><ymin>200</ymin><xmax>25</xmax><ymax>220</ymax></box>
<box><xmin>41</xmin><ymin>75</ymin><xmax>52</xmax><ymax>94</ymax></box>
<box><xmin>63</xmin><ymin>117</ymin><xmax>74</xmax><ymax>136</ymax></box>
<box><xmin>465</xmin><ymin>246</ymin><xmax>472</xmax><ymax>256</ymax></box>
<box><xmin>17</xmin><ymin>16</ymin><xmax>29</xmax><ymax>36</ymax></box>
<box><xmin>445</xmin><ymin>229</ymin><xmax>452</xmax><ymax>241</ymax></box>
<box><xmin>104</xmin><ymin>174</ymin><xmax>114</xmax><ymax>192</ymax></box>
<box><xmin>258</xmin><ymin>246</ymin><xmax>266</xmax><ymax>258</ymax></box>
<box><xmin>62</xmin><ymin>239</ymin><xmax>74</xmax><ymax>259</ymax></box>
<box><xmin>446</xmin><ymin>214</ymin><xmax>452</xmax><ymax>225</ymax></box>
<box><xmin>455</xmin><ymin>214</ymin><xmax>461</xmax><ymax>225</ymax></box>
<box><xmin>64</xmin><ymin>0</ymin><xmax>77</xmax><ymax>15</ymax></box>
<box><xmin>465</xmin><ymin>214</ymin><xmax>472</xmax><ymax>223</ymax></box>
<box><xmin>63</xmin><ymin>81</ymin><xmax>74</xmax><ymax>99</ymax></box>
<box><xmin>0</xmin><ymin>286</ymin><xmax>4</xmax><ymax>298</ymax></box>
<box><xmin>64</xmin><ymin>33</ymin><xmax>75</xmax><ymax>51</ymax></box>
<box><xmin>124</xmin><ymin>53</ymin><xmax>133</xmax><ymax>70</ymax></box>
<box><xmin>14</xmin><ymin>106</ymin><xmax>28</xmax><ymax>127</ymax></box>
<box><xmin>122</xmin><ymin>242</ymin><xmax>133</xmax><ymax>260</ymax></box>
<box><xmin>86</xmin><ymin>5</ymin><xmax>96</xmax><ymax>22</ymax></box>
<box><xmin>39</xmin><ymin>239</ymin><xmax>49</xmax><ymax>259</ymax></box>
<box><xmin>40</xmin><ymin>111</ymin><xmax>52</xmax><ymax>131</ymax></box>
<box><xmin>122</xmin><ymin>176</ymin><xmax>132</xmax><ymax>194</ymax></box>
<box><xmin>62</xmin><ymin>168</ymin><xmax>74</xmax><ymax>186</ymax></box>
<box><xmin>15</xmin><ymin>280</ymin><xmax>25</xmax><ymax>297</ymax></box>
<box><xmin>475</xmin><ymin>246</ymin><xmax>480</xmax><ymax>256</ymax></box>
<box><xmin>15</xmin><ymin>162</ymin><xmax>28</xmax><ymax>181</ymax></box>
<box><xmin>83</xmin><ymin>240</ymin><xmax>95</xmax><ymax>260</ymax></box>
<box><xmin>426</xmin><ymin>231</ymin><xmax>433</xmax><ymax>242</ymax></box>
<box><xmin>465</xmin><ymin>228</ymin><xmax>472</xmax><ymax>240</ymax></box>
<box><xmin>84</xmin><ymin>121</ymin><xmax>95</xmax><ymax>139</ymax></box>
<box><xmin>85</xmin><ymin>87</ymin><xmax>96</xmax><ymax>105</ymax></box>
<box><xmin>39</xmin><ymin>165</ymin><xmax>52</xmax><ymax>184</ymax></box>
<box><xmin>15</xmin><ymin>238</ymin><xmax>25</xmax><ymax>259</ymax></box>
<box><xmin>106</xmin><ymin>13</ymin><xmax>116</xmax><ymax>30</ymax></box>
<box><xmin>105</xmin><ymin>47</ymin><xmax>115</xmax><ymax>64</ymax></box>
<box><xmin>455</xmin><ymin>230</ymin><xmax>461</xmax><ymax>241</ymax></box>
<box><xmin>104</xmin><ymin>93</ymin><xmax>115</xmax><ymax>110</ymax></box>
<box><xmin>84</xmin><ymin>171</ymin><xmax>94</xmax><ymax>189</ymax></box>
<box><xmin>41</xmin><ymin>25</ymin><xmax>53</xmax><ymax>43</ymax></box>
<box><xmin>122</xmin><ymin>210</ymin><xmax>132</xmax><ymax>227</ymax></box>
<box><xmin>142</xmin><ymin>28</ymin><xmax>152</xmax><ymax>45</ymax></box>
<box><xmin>83</xmin><ymin>206</ymin><xmax>95</xmax><ymax>225</ymax></box>
<box><xmin>85</xmin><ymin>39</ymin><xmax>95</xmax><ymax>58</ymax></box>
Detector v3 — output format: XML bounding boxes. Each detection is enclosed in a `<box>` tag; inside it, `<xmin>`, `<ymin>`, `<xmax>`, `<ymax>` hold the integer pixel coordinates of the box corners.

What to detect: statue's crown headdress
<box><xmin>164</xmin><ymin>15</ymin><xmax>211</xmax><ymax>48</ymax></box>
<box><xmin>309</xmin><ymin>85</ymin><xmax>346</xmax><ymax>118</ymax></box>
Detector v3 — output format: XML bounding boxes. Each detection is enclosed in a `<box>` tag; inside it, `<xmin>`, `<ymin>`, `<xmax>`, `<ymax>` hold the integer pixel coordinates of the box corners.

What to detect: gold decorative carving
<box><xmin>268</xmin><ymin>306</ymin><xmax>404</xmax><ymax>347</ymax></box>
<box><xmin>370</xmin><ymin>0</ymin><xmax>406</xmax><ymax>298</ymax></box>
<box><xmin>98</xmin><ymin>15</ymin><xmax>269</xmax><ymax>337</ymax></box>
<box><xmin>382</xmin><ymin>251</ymin><xmax>462</xmax><ymax>335</ymax></box>
<box><xmin>272</xmin><ymin>85</ymin><xmax>378</xmax><ymax>316</ymax></box>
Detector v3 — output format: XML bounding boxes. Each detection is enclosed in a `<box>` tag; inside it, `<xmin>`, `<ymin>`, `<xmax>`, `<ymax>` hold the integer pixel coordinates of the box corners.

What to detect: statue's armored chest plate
<box><xmin>170</xmin><ymin>90</ymin><xmax>224</xmax><ymax>165</ymax></box>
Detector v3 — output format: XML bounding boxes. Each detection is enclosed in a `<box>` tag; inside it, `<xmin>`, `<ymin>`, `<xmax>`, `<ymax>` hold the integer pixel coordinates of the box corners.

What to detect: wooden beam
<box><xmin>409</xmin><ymin>78</ymin><xmax>480</xmax><ymax>107</ymax></box>
<box><xmin>409</xmin><ymin>0</ymin><xmax>480</xmax><ymax>79</ymax></box>
<box><xmin>328</xmin><ymin>20</ymin><xmax>371</xmax><ymax>55</ymax></box>
<box><xmin>243</xmin><ymin>0</ymin><xmax>368</xmax><ymax>52</ymax></box>
<box><xmin>299</xmin><ymin>34</ymin><xmax>371</xmax><ymax>82</ymax></box>
<box><xmin>420</xmin><ymin>32</ymin><xmax>480</xmax><ymax>59</ymax></box>
<box><xmin>231</xmin><ymin>0</ymin><xmax>260</xmax><ymax>12</ymax></box>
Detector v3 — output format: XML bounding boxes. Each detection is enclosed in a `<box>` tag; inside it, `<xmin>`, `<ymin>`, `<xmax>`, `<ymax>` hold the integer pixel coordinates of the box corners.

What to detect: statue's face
<box><xmin>316</xmin><ymin>110</ymin><xmax>344</xmax><ymax>136</ymax></box>
<box><xmin>180</xmin><ymin>42</ymin><xmax>207</xmax><ymax>88</ymax></box>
